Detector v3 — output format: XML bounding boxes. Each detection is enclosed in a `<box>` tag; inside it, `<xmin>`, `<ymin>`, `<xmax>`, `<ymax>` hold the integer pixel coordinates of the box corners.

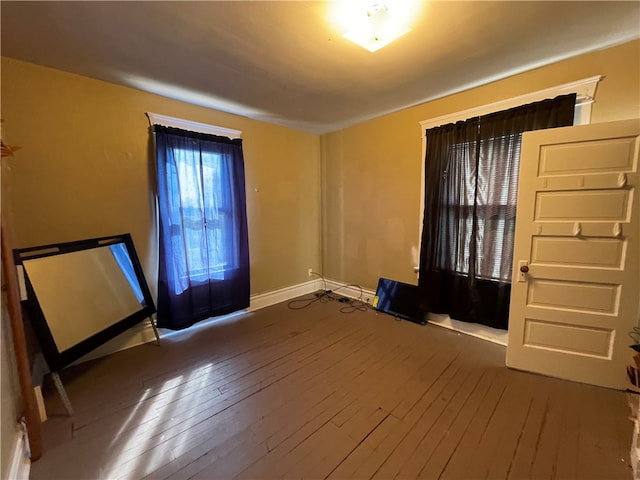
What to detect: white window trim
<box><xmin>146</xmin><ymin>112</ymin><xmax>242</xmax><ymax>139</ymax></box>
<box><xmin>416</xmin><ymin>75</ymin><xmax>602</xmax><ymax>273</ymax></box>
<box><xmin>418</xmin><ymin>75</ymin><xmax>601</xmax><ymax>132</ymax></box>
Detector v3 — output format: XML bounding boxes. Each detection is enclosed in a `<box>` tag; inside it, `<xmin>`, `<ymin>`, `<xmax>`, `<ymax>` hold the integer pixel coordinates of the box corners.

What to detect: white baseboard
<box><xmin>324</xmin><ymin>279</ymin><xmax>376</xmax><ymax>304</ymax></box>
<box><xmin>248</xmin><ymin>279</ymin><xmax>323</xmax><ymax>311</ymax></box>
<box><xmin>8</xmin><ymin>429</ymin><xmax>30</xmax><ymax>480</ymax></box>
<box><xmin>157</xmin><ymin>279</ymin><xmax>325</xmax><ymax>341</ymax></box>
<box><xmin>427</xmin><ymin>313</ymin><xmax>508</xmax><ymax>346</ymax></box>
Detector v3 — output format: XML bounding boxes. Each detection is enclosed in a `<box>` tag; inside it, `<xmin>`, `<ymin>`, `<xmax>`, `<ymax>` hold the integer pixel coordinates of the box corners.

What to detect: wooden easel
<box><xmin>1</xmin><ymin>215</ymin><xmax>42</xmax><ymax>461</ymax></box>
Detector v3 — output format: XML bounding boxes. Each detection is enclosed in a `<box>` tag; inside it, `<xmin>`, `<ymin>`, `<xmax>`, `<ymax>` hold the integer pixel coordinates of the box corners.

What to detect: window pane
<box><xmin>174</xmin><ymin>148</ymin><xmax>228</xmax><ymax>282</ymax></box>
<box><xmin>443</xmin><ymin>134</ymin><xmax>522</xmax><ymax>282</ymax></box>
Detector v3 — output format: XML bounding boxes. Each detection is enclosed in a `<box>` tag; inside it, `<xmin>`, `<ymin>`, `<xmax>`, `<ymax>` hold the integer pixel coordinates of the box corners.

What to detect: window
<box><xmin>443</xmin><ymin>133</ymin><xmax>521</xmax><ymax>282</ymax></box>
<box><xmin>172</xmin><ymin>148</ymin><xmax>229</xmax><ymax>283</ymax></box>
<box><xmin>150</xmin><ymin>114</ymin><xmax>250</xmax><ymax>330</ymax></box>
<box><xmin>417</xmin><ymin>76</ymin><xmax>602</xmax><ymax>274</ymax></box>
<box><xmin>417</xmin><ymin>94</ymin><xmax>577</xmax><ymax>329</ymax></box>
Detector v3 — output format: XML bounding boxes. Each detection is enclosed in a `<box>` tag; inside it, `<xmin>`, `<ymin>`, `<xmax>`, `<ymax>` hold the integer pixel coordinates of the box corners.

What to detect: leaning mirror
<box><xmin>14</xmin><ymin>234</ymin><xmax>156</xmax><ymax>372</ymax></box>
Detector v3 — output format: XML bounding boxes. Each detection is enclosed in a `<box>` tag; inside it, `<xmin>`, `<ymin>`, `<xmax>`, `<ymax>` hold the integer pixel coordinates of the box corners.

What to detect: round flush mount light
<box><xmin>330</xmin><ymin>0</ymin><xmax>419</xmax><ymax>52</ymax></box>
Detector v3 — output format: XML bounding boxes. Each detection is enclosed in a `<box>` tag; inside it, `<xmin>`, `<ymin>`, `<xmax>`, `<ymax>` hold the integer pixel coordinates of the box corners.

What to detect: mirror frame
<box><xmin>14</xmin><ymin>233</ymin><xmax>156</xmax><ymax>371</ymax></box>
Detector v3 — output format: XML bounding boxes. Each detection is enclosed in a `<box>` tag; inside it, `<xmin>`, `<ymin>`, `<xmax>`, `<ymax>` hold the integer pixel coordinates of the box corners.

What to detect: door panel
<box><xmin>507</xmin><ymin>118</ymin><xmax>639</xmax><ymax>389</ymax></box>
<box><xmin>526</xmin><ymin>279</ymin><xmax>620</xmax><ymax>315</ymax></box>
<box><xmin>538</xmin><ymin>136</ymin><xmax>636</xmax><ymax>175</ymax></box>
<box><xmin>531</xmin><ymin>237</ymin><xmax>625</xmax><ymax>268</ymax></box>
<box><xmin>535</xmin><ymin>189</ymin><xmax>630</xmax><ymax>221</ymax></box>
<box><xmin>522</xmin><ymin>319</ymin><xmax>613</xmax><ymax>358</ymax></box>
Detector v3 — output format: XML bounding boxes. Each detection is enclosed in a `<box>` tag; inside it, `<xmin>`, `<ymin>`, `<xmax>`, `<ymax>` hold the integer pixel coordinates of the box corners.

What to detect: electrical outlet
<box><xmin>308</xmin><ymin>268</ymin><xmax>313</xmax><ymax>277</ymax></box>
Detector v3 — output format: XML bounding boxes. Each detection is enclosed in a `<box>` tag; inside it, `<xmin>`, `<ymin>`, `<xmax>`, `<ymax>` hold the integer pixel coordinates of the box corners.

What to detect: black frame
<box><xmin>14</xmin><ymin>233</ymin><xmax>156</xmax><ymax>371</ymax></box>
<box><xmin>374</xmin><ymin>277</ymin><xmax>426</xmax><ymax>325</ymax></box>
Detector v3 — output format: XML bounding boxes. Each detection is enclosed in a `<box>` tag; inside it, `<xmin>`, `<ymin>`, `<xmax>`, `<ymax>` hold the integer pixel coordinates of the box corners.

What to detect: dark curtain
<box><xmin>418</xmin><ymin>94</ymin><xmax>576</xmax><ymax>329</ymax></box>
<box><xmin>154</xmin><ymin>125</ymin><xmax>250</xmax><ymax>330</ymax></box>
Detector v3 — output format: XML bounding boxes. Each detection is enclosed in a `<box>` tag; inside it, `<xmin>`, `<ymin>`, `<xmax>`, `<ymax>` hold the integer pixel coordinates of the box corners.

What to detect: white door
<box><xmin>507</xmin><ymin>118</ymin><xmax>640</xmax><ymax>389</ymax></box>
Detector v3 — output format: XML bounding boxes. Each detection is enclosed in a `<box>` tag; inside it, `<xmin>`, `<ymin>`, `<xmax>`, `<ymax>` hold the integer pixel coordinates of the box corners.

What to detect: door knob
<box><xmin>517</xmin><ymin>261</ymin><xmax>529</xmax><ymax>282</ymax></box>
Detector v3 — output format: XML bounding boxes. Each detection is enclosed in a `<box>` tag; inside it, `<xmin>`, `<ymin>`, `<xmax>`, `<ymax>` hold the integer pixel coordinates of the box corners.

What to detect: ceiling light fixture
<box><xmin>342</xmin><ymin>2</ymin><xmax>412</xmax><ymax>52</ymax></box>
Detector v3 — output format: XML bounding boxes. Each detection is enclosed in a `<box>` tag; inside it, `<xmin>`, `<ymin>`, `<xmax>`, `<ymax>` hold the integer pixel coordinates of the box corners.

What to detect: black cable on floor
<box><xmin>287</xmin><ymin>290</ymin><xmax>335</xmax><ymax>310</ymax></box>
<box><xmin>287</xmin><ymin>271</ymin><xmax>373</xmax><ymax>314</ymax></box>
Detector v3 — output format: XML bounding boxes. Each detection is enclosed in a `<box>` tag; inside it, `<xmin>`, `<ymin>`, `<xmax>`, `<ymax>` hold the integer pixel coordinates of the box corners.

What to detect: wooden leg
<box><xmin>149</xmin><ymin>316</ymin><xmax>160</xmax><ymax>346</ymax></box>
<box><xmin>51</xmin><ymin>372</ymin><xmax>74</xmax><ymax>417</ymax></box>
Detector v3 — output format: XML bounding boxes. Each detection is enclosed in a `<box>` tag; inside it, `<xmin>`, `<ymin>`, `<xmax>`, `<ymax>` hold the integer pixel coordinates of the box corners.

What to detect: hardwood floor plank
<box><xmin>576</xmin><ymin>384</ymin><xmax>608</xmax><ymax>480</ymax></box>
<box><xmin>29</xmin><ymin>298</ymin><xmax>632</xmax><ymax>480</ymax></box>
<box><xmin>397</xmin><ymin>363</ymin><xmax>488</xmax><ymax>479</ymax></box>
<box><xmin>343</xmin><ymin>405</ymin><xmax>390</xmax><ymax>444</ymax></box>
<box><xmin>459</xmin><ymin>370</ymin><xmax>533</xmax><ymax>479</ymax></box>
<box><xmin>282</xmin><ymin>421</ymin><xmax>356</xmax><ymax>479</ymax></box>
<box><xmin>505</xmin><ymin>374</ymin><xmax>551</xmax><ymax>480</ymax></box>
<box><xmin>595</xmin><ymin>388</ymin><xmax>634</xmax><ymax>479</ymax></box>
<box><xmin>117</xmin><ymin>321</ymin><xmax>372</xmax><ymax>478</ymax></box>
<box><xmin>552</xmin><ymin>381</ymin><xmax>583</xmax><ymax>479</ymax></box>
<box><xmin>143</xmin><ymin>425</ymin><xmax>260</xmax><ymax>479</ymax></box>
<box><xmin>417</xmin><ymin>368</ymin><xmax>499</xmax><ymax>479</ymax></box>
<box><xmin>236</xmin><ymin>334</ymin><xmax>411</xmax><ymax>478</ymax></box>
<box><xmin>438</xmin><ymin>368</ymin><xmax>510</xmax><ymax>480</ymax></box>
<box><xmin>326</xmin><ymin>441</ymin><xmax>378</xmax><ymax>479</ymax></box>
<box><xmin>189</xmin><ymin>435</ymin><xmax>268</xmax><ymax>480</ymax></box>
<box><xmin>38</xmin><ymin>309</ymin><xmax>361</xmax><ymax>477</ymax></box>
<box><xmin>484</xmin><ymin>375</ymin><xmax>539</xmax><ymax>480</ymax></box>
<box><xmin>371</xmin><ymin>357</ymin><xmax>468</xmax><ymax>479</ymax></box>
<box><xmin>529</xmin><ymin>376</ymin><xmax>575</xmax><ymax>479</ymax></box>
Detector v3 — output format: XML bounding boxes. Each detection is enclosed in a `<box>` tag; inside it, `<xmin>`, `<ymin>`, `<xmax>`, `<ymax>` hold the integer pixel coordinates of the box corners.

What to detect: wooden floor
<box><xmin>32</xmin><ymin>294</ymin><xmax>632</xmax><ymax>479</ymax></box>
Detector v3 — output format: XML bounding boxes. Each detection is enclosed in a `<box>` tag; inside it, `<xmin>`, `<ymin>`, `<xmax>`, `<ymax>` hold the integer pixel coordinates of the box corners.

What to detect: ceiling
<box><xmin>2</xmin><ymin>1</ymin><xmax>639</xmax><ymax>134</ymax></box>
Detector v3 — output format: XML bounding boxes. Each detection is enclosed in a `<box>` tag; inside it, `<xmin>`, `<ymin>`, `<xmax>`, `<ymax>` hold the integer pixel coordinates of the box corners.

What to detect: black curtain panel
<box><xmin>154</xmin><ymin>125</ymin><xmax>250</xmax><ymax>330</ymax></box>
<box><xmin>418</xmin><ymin>94</ymin><xmax>576</xmax><ymax>329</ymax></box>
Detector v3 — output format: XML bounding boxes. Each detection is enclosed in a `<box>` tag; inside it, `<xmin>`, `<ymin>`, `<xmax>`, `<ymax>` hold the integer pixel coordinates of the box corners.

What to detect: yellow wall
<box><xmin>1</xmin><ymin>57</ymin><xmax>322</xmax><ymax>299</ymax></box>
<box><xmin>321</xmin><ymin>40</ymin><xmax>640</xmax><ymax>290</ymax></box>
<box><xmin>4</xmin><ymin>42</ymin><xmax>638</xmax><ymax>301</ymax></box>
<box><xmin>0</xmin><ymin>298</ymin><xmax>20</xmax><ymax>479</ymax></box>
